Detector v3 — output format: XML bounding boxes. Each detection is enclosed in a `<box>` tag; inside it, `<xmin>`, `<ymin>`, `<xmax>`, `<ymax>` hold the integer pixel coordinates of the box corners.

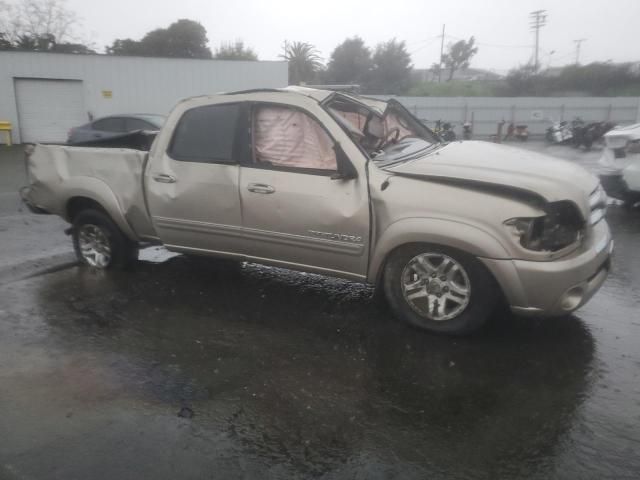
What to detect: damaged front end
<box><xmin>504</xmin><ymin>200</ymin><xmax>586</xmax><ymax>254</ymax></box>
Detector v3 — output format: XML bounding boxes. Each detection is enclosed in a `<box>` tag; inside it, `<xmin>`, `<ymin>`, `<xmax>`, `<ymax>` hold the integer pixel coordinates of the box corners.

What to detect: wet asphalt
<box><xmin>0</xmin><ymin>144</ymin><xmax>639</xmax><ymax>479</ymax></box>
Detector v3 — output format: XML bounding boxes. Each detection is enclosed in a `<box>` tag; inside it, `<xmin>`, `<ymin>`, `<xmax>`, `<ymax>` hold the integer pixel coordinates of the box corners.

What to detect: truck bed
<box><xmin>24</xmin><ymin>144</ymin><xmax>156</xmax><ymax>239</ymax></box>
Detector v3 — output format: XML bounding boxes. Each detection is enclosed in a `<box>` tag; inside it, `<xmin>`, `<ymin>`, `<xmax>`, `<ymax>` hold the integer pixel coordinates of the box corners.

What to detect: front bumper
<box><xmin>481</xmin><ymin>220</ymin><xmax>613</xmax><ymax>317</ymax></box>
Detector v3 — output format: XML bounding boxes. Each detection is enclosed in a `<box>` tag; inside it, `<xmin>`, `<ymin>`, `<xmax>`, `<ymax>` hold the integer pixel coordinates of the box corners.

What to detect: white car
<box><xmin>598</xmin><ymin>123</ymin><xmax>640</xmax><ymax>208</ymax></box>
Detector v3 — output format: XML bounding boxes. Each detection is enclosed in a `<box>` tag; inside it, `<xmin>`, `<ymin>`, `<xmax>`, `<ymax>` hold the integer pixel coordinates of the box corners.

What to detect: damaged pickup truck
<box><xmin>22</xmin><ymin>87</ymin><xmax>613</xmax><ymax>335</ymax></box>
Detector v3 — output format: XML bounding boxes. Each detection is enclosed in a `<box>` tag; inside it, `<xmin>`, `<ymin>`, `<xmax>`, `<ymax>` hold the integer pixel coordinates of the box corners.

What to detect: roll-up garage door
<box><xmin>14</xmin><ymin>78</ymin><xmax>86</xmax><ymax>143</ymax></box>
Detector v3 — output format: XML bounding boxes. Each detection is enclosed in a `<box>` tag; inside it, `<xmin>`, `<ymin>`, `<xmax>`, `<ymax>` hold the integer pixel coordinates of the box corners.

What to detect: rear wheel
<box><xmin>383</xmin><ymin>244</ymin><xmax>499</xmax><ymax>335</ymax></box>
<box><xmin>72</xmin><ymin>209</ymin><xmax>138</xmax><ymax>269</ymax></box>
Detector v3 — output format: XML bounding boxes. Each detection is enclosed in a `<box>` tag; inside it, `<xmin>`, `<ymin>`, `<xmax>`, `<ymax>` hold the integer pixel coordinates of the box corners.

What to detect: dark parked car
<box><xmin>67</xmin><ymin>114</ymin><xmax>165</xmax><ymax>144</ymax></box>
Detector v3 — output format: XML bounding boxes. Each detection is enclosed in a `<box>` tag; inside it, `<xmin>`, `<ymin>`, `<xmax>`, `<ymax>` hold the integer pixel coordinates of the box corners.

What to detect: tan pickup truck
<box><xmin>22</xmin><ymin>87</ymin><xmax>613</xmax><ymax>335</ymax></box>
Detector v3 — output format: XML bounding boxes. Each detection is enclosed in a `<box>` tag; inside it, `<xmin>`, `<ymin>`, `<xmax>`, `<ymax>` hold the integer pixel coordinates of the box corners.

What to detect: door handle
<box><xmin>152</xmin><ymin>173</ymin><xmax>177</xmax><ymax>184</ymax></box>
<box><xmin>247</xmin><ymin>183</ymin><xmax>275</xmax><ymax>194</ymax></box>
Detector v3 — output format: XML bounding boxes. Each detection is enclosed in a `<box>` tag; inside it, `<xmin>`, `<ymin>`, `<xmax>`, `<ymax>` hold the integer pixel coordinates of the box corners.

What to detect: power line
<box><xmin>444</xmin><ymin>34</ymin><xmax>531</xmax><ymax>49</ymax></box>
<box><xmin>406</xmin><ymin>36</ymin><xmax>440</xmax><ymax>48</ymax></box>
<box><xmin>409</xmin><ymin>37</ymin><xmax>441</xmax><ymax>55</ymax></box>
<box><xmin>475</xmin><ymin>42</ymin><xmax>532</xmax><ymax>49</ymax></box>
<box><xmin>530</xmin><ymin>9</ymin><xmax>547</xmax><ymax>71</ymax></box>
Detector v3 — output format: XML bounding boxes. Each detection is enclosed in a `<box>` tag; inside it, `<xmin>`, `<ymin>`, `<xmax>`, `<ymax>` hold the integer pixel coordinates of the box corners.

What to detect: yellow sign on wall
<box><xmin>102</xmin><ymin>90</ymin><xmax>113</xmax><ymax>99</ymax></box>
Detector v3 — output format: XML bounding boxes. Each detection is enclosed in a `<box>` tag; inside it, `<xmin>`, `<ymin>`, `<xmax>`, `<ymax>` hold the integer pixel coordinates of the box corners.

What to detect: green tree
<box><xmin>428</xmin><ymin>62</ymin><xmax>442</xmax><ymax>82</ymax></box>
<box><xmin>504</xmin><ymin>64</ymin><xmax>539</xmax><ymax>95</ymax></box>
<box><xmin>0</xmin><ymin>32</ymin><xmax>12</xmax><ymax>49</ymax></box>
<box><xmin>214</xmin><ymin>40</ymin><xmax>257</xmax><ymax>60</ymax></box>
<box><xmin>106</xmin><ymin>38</ymin><xmax>142</xmax><ymax>56</ymax></box>
<box><xmin>0</xmin><ymin>0</ymin><xmax>93</xmax><ymax>52</ymax></box>
<box><xmin>107</xmin><ymin>19</ymin><xmax>212</xmax><ymax>58</ymax></box>
<box><xmin>368</xmin><ymin>39</ymin><xmax>412</xmax><ymax>94</ymax></box>
<box><xmin>281</xmin><ymin>41</ymin><xmax>323</xmax><ymax>85</ymax></box>
<box><xmin>504</xmin><ymin>62</ymin><xmax>640</xmax><ymax>96</ymax></box>
<box><xmin>326</xmin><ymin>36</ymin><xmax>372</xmax><ymax>85</ymax></box>
<box><xmin>442</xmin><ymin>37</ymin><xmax>478</xmax><ymax>81</ymax></box>
<box><xmin>14</xmin><ymin>32</ymin><xmax>55</xmax><ymax>50</ymax></box>
<box><xmin>9</xmin><ymin>32</ymin><xmax>94</xmax><ymax>53</ymax></box>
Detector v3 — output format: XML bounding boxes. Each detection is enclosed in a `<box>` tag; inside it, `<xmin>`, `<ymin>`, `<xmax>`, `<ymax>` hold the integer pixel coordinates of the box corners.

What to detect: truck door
<box><xmin>145</xmin><ymin>102</ymin><xmax>244</xmax><ymax>255</ymax></box>
<box><xmin>238</xmin><ymin>103</ymin><xmax>370</xmax><ymax>280</ymax></box>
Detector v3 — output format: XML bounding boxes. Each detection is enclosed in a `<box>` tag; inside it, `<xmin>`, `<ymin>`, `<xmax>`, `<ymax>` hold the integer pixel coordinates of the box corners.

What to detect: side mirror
<box><xmin>331</xmin><ymin>143</ymin><xmax>358</xmax><ymax>180</ymax></box>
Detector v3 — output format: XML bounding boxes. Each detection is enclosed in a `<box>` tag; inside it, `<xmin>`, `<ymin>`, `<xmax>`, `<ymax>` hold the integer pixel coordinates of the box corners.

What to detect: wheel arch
<box><xmin>368</xmin><ymin>217</ymin><xmax>511</xmax><ymax>286</ymax></box>
<box><xmin>63</xmin><ymin>179</ymin><xmax>138</xmax><ymax>241</ymax></box>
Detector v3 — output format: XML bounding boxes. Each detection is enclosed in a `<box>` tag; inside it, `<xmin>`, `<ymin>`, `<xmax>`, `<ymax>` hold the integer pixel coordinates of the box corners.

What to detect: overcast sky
<box><xmin>67</xmin><ymin>0</ymin><xmax>639</xmax><ymax>73</ymax></box>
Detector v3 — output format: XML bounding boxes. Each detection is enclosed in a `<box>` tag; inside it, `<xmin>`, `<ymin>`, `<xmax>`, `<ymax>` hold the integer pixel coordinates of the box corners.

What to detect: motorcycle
<box><xmin>572</xmin><ymin>118</ymin><xmax>616</xmax><ymax>150</ymax></box>
<box><xmin>546</xmin><ymin>120</ymin><xmax>573</xmax><ymax>144</ymax></box>
<box><xmin>434</xmin><ymin>120</ymin><xmax>456</xmax><ymax>142</ymax></box>
<box><xmin>462</xmin><ymin>122</ymin><xmax>472</xmax><ymax>140</ymax></box>
<box><xmin>504</xmin><ymin>122</ymin><xmax>529</xmax><ymax>142</ymax></box>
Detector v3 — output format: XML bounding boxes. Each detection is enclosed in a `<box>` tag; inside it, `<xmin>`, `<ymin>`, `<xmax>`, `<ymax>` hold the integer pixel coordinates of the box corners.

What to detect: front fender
<box><xmin>367</xmin><ymin>217</ymin><xmax>511</xmax><ymax>283</ymax></box>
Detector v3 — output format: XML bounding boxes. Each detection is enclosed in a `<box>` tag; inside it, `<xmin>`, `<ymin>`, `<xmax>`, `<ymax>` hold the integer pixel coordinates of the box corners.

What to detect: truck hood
<box><xmin>384</xmin><ymin>140</ymin><xmax>598</xmax><ymax>210</ymax></box>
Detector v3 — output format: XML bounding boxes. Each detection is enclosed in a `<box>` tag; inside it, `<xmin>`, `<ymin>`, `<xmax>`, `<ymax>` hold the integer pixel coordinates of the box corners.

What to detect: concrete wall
<box><xmin>0</xmin><ymin>51</ymin><xmax>288</xmax><ymax>143</ymax></box>
<box><xmin>371</xmin><ymin>96</ymin><xmax>640</xmax><ymax>137</ymax></box>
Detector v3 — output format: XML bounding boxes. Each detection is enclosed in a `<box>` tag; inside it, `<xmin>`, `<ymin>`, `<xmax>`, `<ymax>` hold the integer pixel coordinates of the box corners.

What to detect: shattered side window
<box><xmin>252</xmin><ymin>106</ymin><xmax>337</xmax><ymax>172</ymax></box>
<box><xmin>329</xmin><ymin>107</ymin><xmax>368</xmax><ymax>136</ymax></box>
<box><xmin>384</xmin><ymin>111</ymin><xmax>419</xmax><ymax>140</ymax></box>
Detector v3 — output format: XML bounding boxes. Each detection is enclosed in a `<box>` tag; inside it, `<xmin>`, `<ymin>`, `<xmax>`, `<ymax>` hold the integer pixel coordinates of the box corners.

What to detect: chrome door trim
<box><xmin>153</xmin><ymin>216</ymin><xmax>365</xmax><ymax>256</ymax></box>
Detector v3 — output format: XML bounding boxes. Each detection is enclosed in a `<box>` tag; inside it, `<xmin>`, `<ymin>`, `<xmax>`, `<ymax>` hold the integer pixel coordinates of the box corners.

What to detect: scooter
<box><xmin>546</xmin><ymin>120</ymin><xmax>573</xmax><ymax>144</ymax></box>
<box><xmin>504</xmin><ymin>122</ymin><xmax>529</xmax><ymax>142</ymax></box>
<box><xmin>434</xmin><ymin>120</ymin><xmax>456</xmax><ymax>142</ymax></box>
<box><xmin>462</xmin><ymin>122</ymin><xmax>472</xmax><ymax>140</ymax></box>
<box><xmin>573</xmin><ymin>119</ymin><xmax>616</xmax><ymax>150</ymax></box>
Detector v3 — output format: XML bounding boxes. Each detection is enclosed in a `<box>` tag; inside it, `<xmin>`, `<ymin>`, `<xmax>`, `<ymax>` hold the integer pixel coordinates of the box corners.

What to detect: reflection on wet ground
<box><xmin>1</xmin><ymin>208</ymin><xmax>639</xmax><ymax>479</ymax></box>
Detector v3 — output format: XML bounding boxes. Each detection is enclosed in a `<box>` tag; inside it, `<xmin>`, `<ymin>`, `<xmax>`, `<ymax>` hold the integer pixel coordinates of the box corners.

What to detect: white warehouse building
<box><xmin>0</xmin><ymin>51</ymin><xmax>288</xmax><ymax>144</ymax></box>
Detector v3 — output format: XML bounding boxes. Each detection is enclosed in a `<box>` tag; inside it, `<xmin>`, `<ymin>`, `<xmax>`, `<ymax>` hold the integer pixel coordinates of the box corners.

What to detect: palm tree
<box><xmin>281</xmin><ymin>41</ymin><xmax>323</xmax><ymax>85</ymax></box>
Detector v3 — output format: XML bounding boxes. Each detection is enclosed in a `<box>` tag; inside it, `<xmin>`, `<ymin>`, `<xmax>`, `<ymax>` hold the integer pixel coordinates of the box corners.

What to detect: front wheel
<box><xmin>383</xmin><ymin>244</ymin><xmax>499</xmax><ymax>335</ymax></box>
<box><xmin>72</xmin><ymin>209</ymin><xmax>138</xmax><ymax>269</ymax></box>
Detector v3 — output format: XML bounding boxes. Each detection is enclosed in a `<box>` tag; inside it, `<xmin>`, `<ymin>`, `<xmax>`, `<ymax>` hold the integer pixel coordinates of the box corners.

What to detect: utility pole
<box><xmin>529</xmin><ymin>10</ymin><xmax>547</xmax><ymax>71</ymax></box>
<box><xmin>574</xmin><ymin>38</ymin><xmax>586</xmax><ymax>65</ymax></box>
<box><xmin>438</xmin><ymin>24</ymin><xmax>445</xmax><ymax>83</ymax></box>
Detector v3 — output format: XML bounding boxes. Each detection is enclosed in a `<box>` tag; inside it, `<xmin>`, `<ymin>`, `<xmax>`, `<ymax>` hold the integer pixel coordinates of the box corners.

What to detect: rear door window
<box><xmin>92</xmin><ymin>117</ymin><xmax>126</xmax><ymax>132</ymax></box>
<box><xmin>125</xmin><ymin>118</ymin><xmax>156</xmax><ymax>131</ymax></box>
<box><xmin>169</xmin><ymin>103</ymin><xmax>240</xmax><ymax>163</ymax></box>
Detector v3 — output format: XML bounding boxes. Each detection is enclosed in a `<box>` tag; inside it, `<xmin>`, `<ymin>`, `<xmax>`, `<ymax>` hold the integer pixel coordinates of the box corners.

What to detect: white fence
<box><xmin>372</xmin><ymin>96</ymin><xmax>640</xmax><ymax>137</ymax></box>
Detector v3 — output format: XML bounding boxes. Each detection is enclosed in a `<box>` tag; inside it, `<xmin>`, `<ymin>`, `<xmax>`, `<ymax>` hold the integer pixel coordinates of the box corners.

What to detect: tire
<box><xmin>383</xmin><ymin>244</ymin><xmax>499</xmax><ymax>335</ymax></box>
<box><xmin>72</xmin><ymin>209</ymin><xmax>138</xmax><ymax>269</ymax></box>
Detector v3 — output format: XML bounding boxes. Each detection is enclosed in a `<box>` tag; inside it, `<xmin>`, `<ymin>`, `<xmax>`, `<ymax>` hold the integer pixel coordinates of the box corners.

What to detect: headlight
<box><xmin>504</xmin><ymin>202</ymin><xmax>584</xmax><ymax>252</ymax></box>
